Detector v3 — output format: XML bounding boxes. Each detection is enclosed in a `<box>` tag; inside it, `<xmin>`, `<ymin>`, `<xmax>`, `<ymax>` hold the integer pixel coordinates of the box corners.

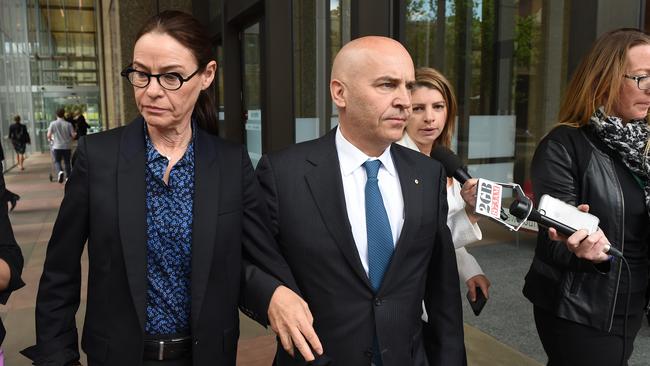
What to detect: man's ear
<box><xmin>330</xmin><ymin>79</ymin><xmax>346</xmax><ymax>108</ymax></box>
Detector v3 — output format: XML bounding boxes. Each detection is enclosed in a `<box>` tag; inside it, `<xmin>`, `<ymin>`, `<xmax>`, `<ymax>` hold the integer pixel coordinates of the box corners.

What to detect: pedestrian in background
<box><xmin>8</xmin><ymin>116</ymin><xmax>29</xmax><ymax>171</ymax></box>
<box><xmin>72</xmin><ymin>107</ymin><xmax>89</xmax><ymax>139</ymax></box>
<box><xmin>47</xmin><ymin>108</ymin><xmax>75</xmax><ymax>183</ymax></box>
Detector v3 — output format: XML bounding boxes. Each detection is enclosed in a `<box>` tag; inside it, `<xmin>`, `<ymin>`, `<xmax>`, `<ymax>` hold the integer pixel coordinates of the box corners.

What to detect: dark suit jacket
<box><xmin>22</xmin><ymin>117</ymin><xmax>291</xmax><ymax>365</ymax></box>
<box><xmin>0</xmin><ymin>173</ymin><xmax>25</xmax><ymax>344</ymax></box>
<box><xmin>253</xmin><ymin>129</ymin><xmax>466</xmax><ymax>366</ymax></box>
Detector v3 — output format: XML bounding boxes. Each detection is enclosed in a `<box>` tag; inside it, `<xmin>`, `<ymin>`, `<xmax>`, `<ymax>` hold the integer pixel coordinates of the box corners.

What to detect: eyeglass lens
<box><xmin>128</xmin><ymin>71</ymin><xmax>182</xmax><ymax>90</ymax></box>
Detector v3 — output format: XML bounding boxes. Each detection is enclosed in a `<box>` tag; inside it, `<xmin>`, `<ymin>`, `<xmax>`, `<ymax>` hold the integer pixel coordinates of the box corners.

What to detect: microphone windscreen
<box><xmin>430</xmin><ymin>145</ymin><xmax>464</xmax><ymax>178</ymax></box>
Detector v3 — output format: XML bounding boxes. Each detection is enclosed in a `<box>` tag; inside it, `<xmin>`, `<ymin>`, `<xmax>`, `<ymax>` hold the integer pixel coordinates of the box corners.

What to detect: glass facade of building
<box><xmin>0</xmin><ymin>0</ymin><xmax>33</xmax><ymax>169</ymax></box>
<box><xmin>283</xmin><ymin>0</ymin><xmax>572</xmax><ymax>193</ymax></box>
<box><xmin>26</xmin><ymin>0</ymin><xmax>102</xmax><ymax>152</ymax></box>
<box><xmin>403</xmin><ymin>0</ymin><xmax>567</xmax><ymax>192</ymax></box>
<box><xmin>0</xmin><ymin>0</ymin><xmax>102</xmax><ymax>159</ymax></box>
<box><xmin>293</xmin><ymin>0</ymin><xmax>351</xmax><ymax>143</ymax></box>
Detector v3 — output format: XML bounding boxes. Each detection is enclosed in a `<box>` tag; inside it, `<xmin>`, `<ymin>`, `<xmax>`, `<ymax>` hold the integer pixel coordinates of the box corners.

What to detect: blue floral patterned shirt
<box><xmin>144</xmin><ymin>124</ymin><xmax>195</xmax><ymax>335</ymax></box>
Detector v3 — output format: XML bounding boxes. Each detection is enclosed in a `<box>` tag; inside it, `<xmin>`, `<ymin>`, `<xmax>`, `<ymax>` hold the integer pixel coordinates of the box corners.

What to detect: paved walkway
<box><xmin>1</xmin><ymin>153</ymin><xmax>542</xmax><ymax>365</ymax></box>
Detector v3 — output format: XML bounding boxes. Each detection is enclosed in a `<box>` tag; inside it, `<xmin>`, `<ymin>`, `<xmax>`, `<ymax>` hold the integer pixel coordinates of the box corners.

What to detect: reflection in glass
<box><xmin>404</xmin><ymin>0</ymin><xmax>565</xmax><ymax>184</ymax></box>
<box><xmin>404</xmin><ymin>0</ymin><xmax>569</xmax><ymax>243</ymax></box>
<box><xmin>242</xmin><ymin>23</ymin><xmax>263</xmax><ymax>167</ymax></box>
<box><xmin>21</xmin><ymin>0</ymin><xmax>102</xmax><ymax>151</ymax></box>
<box><xmin>293</xmin><ymin>0</ymin><xmax>350</xmax><ymax>143</ymax></box>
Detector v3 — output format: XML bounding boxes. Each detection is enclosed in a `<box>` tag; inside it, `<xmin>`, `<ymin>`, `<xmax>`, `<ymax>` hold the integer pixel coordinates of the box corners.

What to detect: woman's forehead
<box><xmin>133</xmin><ymin>32</ymin><xmax>196</xmax><ymax>67</ymax></box>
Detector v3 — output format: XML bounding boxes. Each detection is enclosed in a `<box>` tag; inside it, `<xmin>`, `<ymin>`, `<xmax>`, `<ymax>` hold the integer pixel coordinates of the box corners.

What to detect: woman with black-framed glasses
<box><xmin>524</xmin><ymin>28</ymin><xmax>650</xmax><ymax>366</ymax></box>
<box><xmin>23</xmin><ymin>10</ymin><xmax>296</xmax><ymax>366</ymax></box>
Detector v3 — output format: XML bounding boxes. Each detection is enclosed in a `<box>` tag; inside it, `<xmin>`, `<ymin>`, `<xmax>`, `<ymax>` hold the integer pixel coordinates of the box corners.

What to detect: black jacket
<box><xmin>251</xmin><ymin>129</ymin><xmax>466</xmax><ymax>365</ymax></box>
<box><xmin>522</xmin><ymin>124</ymin><xmax>638</xmax><ymax>332</ymax></box>
<box><xmin>0</xmin><ymin>174</ymin><xmax>26</xmax><ymax>344</ymax></box>
<box><xmin>22</xmin><ymin>117</ymin><xmax>292</xmax><ymax>366</ymax></box>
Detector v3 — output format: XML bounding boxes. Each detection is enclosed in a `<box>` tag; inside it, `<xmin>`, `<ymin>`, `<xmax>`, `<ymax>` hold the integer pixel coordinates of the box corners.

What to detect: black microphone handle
<box><xmin>528</xmin><ymin>208</ymin><xmax>623</xmax><ymax>258</ymax></box>
<box><xmin>531</xmin><ymin>210</ymin><xmax>579</xmax><ymax>237</ymax></box>
<box><xmin>452</xmin><ymin>169</ymin><xmax>472</xmax><ymax>185</ymax></box>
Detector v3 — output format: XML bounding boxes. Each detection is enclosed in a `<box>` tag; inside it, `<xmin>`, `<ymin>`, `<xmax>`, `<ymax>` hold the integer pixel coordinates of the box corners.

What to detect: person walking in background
<box><xmin>47</xmin><ymin>108</ymin><xmax>75</xmax><ymax>183</ymax></box>
<box><xmin>72</xmin><ymin>107</ymin><xmax>89</xmax><ymax>139</ymax></box>
<box><xmin>397</xmin><ymin>66</ymin><xmax>490</xmax><ymax>361</ymax></box>
<box><xmin>524</xmin><ymin>28</ymin><xmax>650</xmax><ymax>366</ymax></box>
<box><xmin>8</xmin><ymin>115</ymin><xmax>30</xmax><ymax>171</ymax></box>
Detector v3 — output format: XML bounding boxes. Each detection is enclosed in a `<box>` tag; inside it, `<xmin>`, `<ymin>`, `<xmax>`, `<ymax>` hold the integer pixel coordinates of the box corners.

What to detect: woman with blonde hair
<box><xmin>523</xmin><ymin>28</ymin><xmax>650</xmax><ymax>366</ymax></box>
<box><xmin>398</xmin><ymin>66</ymin><xmax>490</xmax><ymax>360</ymax></box>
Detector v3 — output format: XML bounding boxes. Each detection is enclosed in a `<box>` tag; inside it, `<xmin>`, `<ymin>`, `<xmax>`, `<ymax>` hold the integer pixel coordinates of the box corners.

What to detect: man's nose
<box><xmin>394</xmin><ymin>85</ymin><xmax>411</xmax><ymax>109</ymax></box>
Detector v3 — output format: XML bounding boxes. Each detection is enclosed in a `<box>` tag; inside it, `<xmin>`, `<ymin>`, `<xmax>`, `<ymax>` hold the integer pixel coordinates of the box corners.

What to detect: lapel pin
<box><xmin>414</xmin><ymin>179</ymin><xmax>419</xmax><ymax>184</ymax></box>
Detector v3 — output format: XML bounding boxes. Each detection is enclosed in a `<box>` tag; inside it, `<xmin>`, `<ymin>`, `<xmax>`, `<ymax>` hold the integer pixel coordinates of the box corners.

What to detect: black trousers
<box><xmin>52</xmin><ymin>149</ymin><xmax>72</xmax><ymax>178</ymax></box>
<box><xmin>142</xmin><ymin>356</ymin><xmax>192</xmax><ymax>366</ymax></box>
<box><xmin>534</xmin><ymin>305</ymin><xmax>642</xmax><ymax>366</ymax></box>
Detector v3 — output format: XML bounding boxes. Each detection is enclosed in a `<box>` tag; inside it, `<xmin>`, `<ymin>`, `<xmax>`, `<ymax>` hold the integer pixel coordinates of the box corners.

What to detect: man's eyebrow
<box><xmin>375</xmin><ymin>76</ymin><xmax>400</xmax><ymax>84</ymax></box>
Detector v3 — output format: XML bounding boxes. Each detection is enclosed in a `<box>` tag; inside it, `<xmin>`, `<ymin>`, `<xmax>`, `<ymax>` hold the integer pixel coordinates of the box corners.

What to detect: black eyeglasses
<box><xmin>623</xmin><ymin>74</ymin><xmax>650</xmax><ymax>91</ymax></box>
<box><xmin>120</xmin><ymin>66</ymin><xmax>201</xmax><ymax>91</ymax></box>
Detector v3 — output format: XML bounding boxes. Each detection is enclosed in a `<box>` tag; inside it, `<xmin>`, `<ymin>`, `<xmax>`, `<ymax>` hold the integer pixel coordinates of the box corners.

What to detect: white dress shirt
<box><xmin>335</xmin><ymin>127</ymin><xmax>404</xmax><ymax>276</ymax></box>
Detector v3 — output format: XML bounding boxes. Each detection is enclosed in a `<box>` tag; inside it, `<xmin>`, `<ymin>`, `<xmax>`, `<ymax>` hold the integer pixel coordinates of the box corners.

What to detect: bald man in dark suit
<box><xmin>246</xmin><ymin>36</ymin><xmax>466</xmax><ymax>366</ymax></box>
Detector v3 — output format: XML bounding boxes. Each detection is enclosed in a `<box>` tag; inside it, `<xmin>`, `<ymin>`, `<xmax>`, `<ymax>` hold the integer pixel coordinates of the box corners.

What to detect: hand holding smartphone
<box><xmin>537</xmin><ymin>195</ymin><xmax>599</xmax><ymax>234</ymax></box>
<box><xmin>466</xmin><ymin>287</ymin><xmax>487</xmax><ymax>316</ymax></box>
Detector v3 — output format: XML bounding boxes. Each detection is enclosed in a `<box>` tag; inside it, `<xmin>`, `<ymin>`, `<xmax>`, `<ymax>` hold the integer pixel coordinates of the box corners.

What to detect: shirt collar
<box><xmin>397</xmin><ymin>133</ymin><xmax>420</xmax><ymax>152</ymax></box>
<box><xmin>335</xmin><ymin>127</ymin><xmax>397</xmax><ymax>177</ymax></box>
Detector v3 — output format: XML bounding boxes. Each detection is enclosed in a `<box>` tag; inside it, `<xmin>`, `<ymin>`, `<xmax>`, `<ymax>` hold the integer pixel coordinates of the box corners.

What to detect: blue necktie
<box><xmin>364</xmin><ymin>160</ymin><xmax>394</xmax><ymax>292</ymax></box>
<box><xmin>363</xmin><ymin>160</ymin><xmax>394</xmax><ymax>366</ymax></box>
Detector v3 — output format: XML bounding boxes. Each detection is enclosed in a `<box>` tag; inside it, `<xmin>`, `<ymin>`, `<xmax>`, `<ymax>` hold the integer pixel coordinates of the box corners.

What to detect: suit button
<box><xmin>364</xmin><ymin>350</ymin><xmax>373</xmax><ymax>358</ymax></box>
<box><xmin>374</xmin><ymin>298</ymin><xmax>382</xmax><ymax>306</ymax></box>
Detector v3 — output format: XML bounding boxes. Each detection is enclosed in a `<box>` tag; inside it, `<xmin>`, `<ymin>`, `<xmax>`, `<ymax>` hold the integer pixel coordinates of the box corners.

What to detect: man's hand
<box><xmin>268</xmin><ymin>285</ymin><xmax>323</xmax><ymax>361</ymax></box>
<box><xmin>466</xmin><ymin>274</ymin><xmax>490</xmax><ymax>302</ymax></box>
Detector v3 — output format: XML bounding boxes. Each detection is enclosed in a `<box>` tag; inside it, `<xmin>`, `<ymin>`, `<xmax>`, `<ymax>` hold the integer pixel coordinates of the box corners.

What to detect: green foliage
<box><xmin>514</xmin><ymin>14</ymin><xmax>541</xmax><ymax>69</ymax></box>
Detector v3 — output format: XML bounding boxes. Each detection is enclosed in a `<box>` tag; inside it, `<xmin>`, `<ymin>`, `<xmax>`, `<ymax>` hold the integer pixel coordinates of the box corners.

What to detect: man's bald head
<box><xmin>329</xmin><ymin>36</ymin><xmax>415</xmax><ymax>157</ymax></box>
<box><xmin>331</xmin><ymin>36</ymin><xmax>412</xmax><ymax>83</ymax></box>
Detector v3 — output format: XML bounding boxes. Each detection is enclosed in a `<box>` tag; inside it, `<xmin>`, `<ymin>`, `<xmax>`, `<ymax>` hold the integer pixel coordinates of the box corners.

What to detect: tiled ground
<box><xmin>1</xmin><ymin>153</ymin><xmax>541</xmax><ymax>365</ymax></box>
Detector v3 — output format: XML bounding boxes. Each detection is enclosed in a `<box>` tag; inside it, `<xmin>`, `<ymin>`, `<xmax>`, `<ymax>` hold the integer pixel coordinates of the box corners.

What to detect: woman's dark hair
<box><xmin>135</xmin><ymin>10</ymin><xmax>218</xmax><ymax>135</ymax></box>
<box><xmin>13</xmin><ymin>115</ymin><xmax>20</xmax><ymax>123</ymax></box>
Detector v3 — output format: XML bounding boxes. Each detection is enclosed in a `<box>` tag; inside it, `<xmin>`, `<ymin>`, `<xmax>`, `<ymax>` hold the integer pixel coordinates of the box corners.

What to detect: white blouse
<box><xmin>396</xmin><ymin>134</ymin><xmax>484</xmax><ymax>282</ymax></box>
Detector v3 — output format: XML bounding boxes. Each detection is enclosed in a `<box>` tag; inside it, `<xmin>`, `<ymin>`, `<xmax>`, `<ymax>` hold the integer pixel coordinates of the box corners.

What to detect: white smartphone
<box><xmin>537</xmin><ymin>194</ymin><xmax>600</xmax><ymax>234</ymax></box>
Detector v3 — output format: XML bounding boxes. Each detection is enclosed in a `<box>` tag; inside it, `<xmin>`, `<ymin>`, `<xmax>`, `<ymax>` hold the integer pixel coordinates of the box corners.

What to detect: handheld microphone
<box><xmin>509</xmin><ymin>198</ymin><xmax>623</xmax><ymax>258</ymax></box>
<box><xmin>430</xmin><ymin>146</ymin><xmax>508</xmax><ymax>221</ymax></box>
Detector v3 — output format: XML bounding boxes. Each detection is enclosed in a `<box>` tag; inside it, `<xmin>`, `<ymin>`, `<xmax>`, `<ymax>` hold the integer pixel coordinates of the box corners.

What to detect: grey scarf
<box><xmin>590</xmin><ymin>107</ymin><xmax>650</xmax><ymax>218</ymax></box>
